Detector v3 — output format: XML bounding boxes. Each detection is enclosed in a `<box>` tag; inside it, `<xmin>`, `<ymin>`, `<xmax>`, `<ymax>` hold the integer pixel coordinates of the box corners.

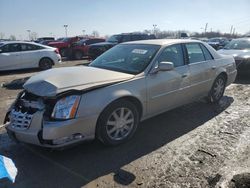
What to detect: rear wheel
<box><xmin>96</xmin><ymin>100</ymin><xmax>139</xmax><ymax>146</ymax></box>
<box><xmin>39</xmin><ymin>58</ymin><xmax>53</xmax><ymax>70</ymax></box>
<box><xmin>208</xmin><ymin>75</ymin><xmax>226</xmax><ymax>103</ymax></box>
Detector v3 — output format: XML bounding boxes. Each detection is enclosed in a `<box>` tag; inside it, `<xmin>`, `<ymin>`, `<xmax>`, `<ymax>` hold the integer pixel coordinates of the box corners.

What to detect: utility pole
<box><xmin>204</xmin><ymin>23</ymin><xmax>208</xmax><ymax>34</ymax></box>
<box><xmin>63</xmin><ymin>25</ymin><xmax>68</xmax><ymax>37</ymax></box>
<box><xmin>230</xmin><ymin>25</ymin><xmax>233</xmax><ymax>35</ymax></box>
<box><xmin>153</xmin><ymin>24</ymin><xmax>157</xmax><ymax>35</ymax></box>
<box><xmin>26</xmin><ymin>30</ymin><xmax>31</xmax><ymax>41</ymax></box>
<box><xmin>233</xmin><ymin>28</ymin><xmax>236</xmax><ymax>36</ymax></box>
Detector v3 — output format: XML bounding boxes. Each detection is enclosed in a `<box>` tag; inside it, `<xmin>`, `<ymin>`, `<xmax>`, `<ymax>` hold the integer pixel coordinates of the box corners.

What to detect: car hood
<box><xmin>23</xmin><ymin>66</ymin><xmax>134</xmax><ymax>97</ymax></box>
<box><xmin>90</xmin><ymin>41</ymin><xmax>117</xmax><ymax>47</ymax></box>
<box><xmin>218</xmin><ymin>49</ymin><xmax>250</xmax><ymax>60</ymax></box>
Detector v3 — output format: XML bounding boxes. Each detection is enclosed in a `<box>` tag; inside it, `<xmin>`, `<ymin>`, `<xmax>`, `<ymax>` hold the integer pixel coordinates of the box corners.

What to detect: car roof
<box><xmin>0</xmin><ymin>41</ymin><xmax>53</xmax><ymax>48</ymax></box>
<box><xmin>123</xmin><ymin>39</ymin><xmax>203</xmax><ymax>46</ymax></box>
<box><xmin>1</xmin><ymin>41</ymin><xmax>40</xmax><ymax>45</ymax></box>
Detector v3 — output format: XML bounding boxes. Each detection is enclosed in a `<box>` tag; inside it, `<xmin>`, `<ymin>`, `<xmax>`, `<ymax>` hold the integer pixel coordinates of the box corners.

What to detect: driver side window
<box><xmin>157</xmin><ymin>44</ymin><xmax>185</xmax><ymax>67</ymax></box>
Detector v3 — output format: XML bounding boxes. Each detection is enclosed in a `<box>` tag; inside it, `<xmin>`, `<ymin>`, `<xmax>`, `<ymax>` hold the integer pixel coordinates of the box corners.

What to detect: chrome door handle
<box><xmin>212</xmin><ymin>66</ymin><xmax>216</xmax><ymax>70</ymax></box>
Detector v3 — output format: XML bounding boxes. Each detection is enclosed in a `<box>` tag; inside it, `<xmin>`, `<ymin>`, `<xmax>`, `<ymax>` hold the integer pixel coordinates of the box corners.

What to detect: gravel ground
<box><xmin>0</xmin><ymin>63</ymin><xmax>249</xmax><ymax>188</ymax></box>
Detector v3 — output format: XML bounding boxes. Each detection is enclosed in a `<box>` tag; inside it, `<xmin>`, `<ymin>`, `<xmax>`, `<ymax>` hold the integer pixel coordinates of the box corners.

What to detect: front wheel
<box><xmin>96</xmin><ymin>100</ymin><xmax>139</xmax><ymax>146</ymax></box>
<box><xmin>208</xmin><ymin>75</ymin><xmax>226</xmax><ymax>103</ymax></box>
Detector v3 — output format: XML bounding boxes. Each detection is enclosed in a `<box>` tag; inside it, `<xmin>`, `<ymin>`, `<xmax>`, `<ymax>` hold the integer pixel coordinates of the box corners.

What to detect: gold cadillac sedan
<box><xmin>4</xmin><ymin>39</ymin><xmax>237</xmax><ymax>148</ymax></box>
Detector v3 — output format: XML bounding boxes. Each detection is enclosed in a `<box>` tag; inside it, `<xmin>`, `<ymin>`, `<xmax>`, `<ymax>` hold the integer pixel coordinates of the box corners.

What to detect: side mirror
<box><xmin>151</xmin><ymin>61</ymin><xmax>174</xmax><ymax>74</ymax></box>
<box><xmin>0</xmin><ymin>49</ymin><xmax>2</xmax><ymax>53</ymax></box>
<box><xmin>158</xmin><ymin>61</ymin><xmax>174</xmax><ymax>71</ymax></box>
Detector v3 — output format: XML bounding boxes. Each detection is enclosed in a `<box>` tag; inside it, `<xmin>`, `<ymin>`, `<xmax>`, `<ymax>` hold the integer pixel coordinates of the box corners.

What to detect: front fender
<box><xmin>76</xmin><ymin>77</ymin><xmax>146</xmax><ymax>119</ymax></box>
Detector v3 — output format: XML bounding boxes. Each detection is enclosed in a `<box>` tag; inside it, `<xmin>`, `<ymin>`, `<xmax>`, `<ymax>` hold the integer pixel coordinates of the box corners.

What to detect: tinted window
<box><xmin>107</xmin><ymin>35</ymin><xmax>122</xmax><ymax>43</ymax></box>
<box><xmin>21</xmin><ymin>44</ymin><xmax>42</xmax><ymax>51</ymax></box>
<box><xmin>157</xmin><ymin>44</ymin><xmax>184</xmax><ymax>67</ymax></box>
<box><xmin>200</xmin><ymin>44</ymin><xmax>213</xmax><ymax>60</ymax></box>
<box><xmin>131</xmin><ymin>35</ymin><xmax>141</xmax><ymax>41</ymax></box>
<box><xmin>224</xmin><ymin>39</ymin><xmax>250</xmax><ymax>50</ymax></box>
<box><xmin>1</xmin><ymin>43</ymin><xmax>21</xmax><ymax>53</ymax></box>
<box><xmin>185</xmin><ymin>43</ymin><xmax>205</xmax><ymax>64</ymax></box>
<box><xmin>86</xmin><ymin>39</ymin><xmax>104</xmax><ymax>45</ymax></box>
<box><xmin>121</xmin><ymin>35</ymin><xmax>131</xmax><ymax>42</ymax></box>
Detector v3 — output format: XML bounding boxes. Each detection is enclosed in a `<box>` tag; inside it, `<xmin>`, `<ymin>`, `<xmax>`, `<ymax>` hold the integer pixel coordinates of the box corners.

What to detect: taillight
<box><xmin>54</xmin><ymin>48</ymin><xmax>59</xmax><ymax>54</ymax></box>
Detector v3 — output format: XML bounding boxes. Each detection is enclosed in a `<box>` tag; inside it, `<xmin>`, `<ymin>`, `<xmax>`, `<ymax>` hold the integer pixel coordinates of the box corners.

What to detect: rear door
<box><xmin>146</xmin><ymin>44</ymin><xmax>191</xmax><ymax>116</ymax></box>
<box><xmin>20</xmin><ymin>43</ymin><xmax>42</xmax><ymax>68</ymax></box>
<box><xmin>184</xmin><ymin>43</ymin><xmax>214</xmax><ymax>98</ymax></box>
<box><xmin>0</xmin><ymin>43</ymin><xmax>22</xmax><ymax>70</ymax></box>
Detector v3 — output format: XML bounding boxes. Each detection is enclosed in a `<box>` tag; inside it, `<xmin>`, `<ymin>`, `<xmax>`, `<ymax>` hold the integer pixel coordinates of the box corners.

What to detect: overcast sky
<box><xmin>0</xmin><ymin>0</ymin><xmax>249</xmax><ymax>39</ymax></box>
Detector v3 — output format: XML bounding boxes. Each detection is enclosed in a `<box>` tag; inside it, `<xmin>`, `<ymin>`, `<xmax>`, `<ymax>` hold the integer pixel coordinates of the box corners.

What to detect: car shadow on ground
<box><xmin>0</xmin><ymin>96</ymin><xmax>233</xmax><ymax>188</ymax></box>
<box><xmin>1</xmin><ymin>77</ymin><xmax>30</xmax><ymax>90</ymax></box>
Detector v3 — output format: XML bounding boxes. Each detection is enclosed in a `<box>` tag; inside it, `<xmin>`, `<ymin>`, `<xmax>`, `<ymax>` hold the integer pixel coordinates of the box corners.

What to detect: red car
<box><xmin>48</xmin><ymin>36</ymin><xmax>82</xmax><ymax>57</ymax></box>
<box><xmin>71</xmin><ymin>38</ymin><xmax>105</xmax><ymax>60</ymax></box>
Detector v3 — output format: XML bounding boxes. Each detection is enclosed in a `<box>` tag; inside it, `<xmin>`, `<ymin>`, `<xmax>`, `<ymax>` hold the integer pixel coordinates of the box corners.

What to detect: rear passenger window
<box><xmin>200</xmin><ymin>44</ymin><xmax>213</xmax><ymax>60</ymax></box>
<box><xmin>21</xmin><ymin>44</ymin><xmax>42</xmax><ymax>51</ymax></box>
<box><xmin>185</xmin><ymin>43</ymin><xmax>205</xmax><ymax>64</ymax></box>
<box><xmin>157</xmin><ymin>44</ymin><xmax>184</xmax><ymax>67</ymax></box>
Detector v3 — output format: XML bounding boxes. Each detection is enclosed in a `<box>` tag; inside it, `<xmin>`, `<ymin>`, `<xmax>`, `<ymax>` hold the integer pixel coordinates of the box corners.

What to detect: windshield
<box><xmin>0</xmin><ymin>43</ymin><xmax>4</xmax><ymax>47</ymax></box>
<box><xmin>90</xmin><ymin>44</ymin><xmax>160</xmax><ymax>74</ymax></box>
<box><xmin>107</xmin><ymin>35</ymin><xmax>122</xmax><ymax>43</ymax></box>
<box><xmin>224</xmin><ymin>39</ymin><xmax>250</xmax><ymax>50</ymax></box>
<box><xmin>62</xmin><ymin>38</ymin><xmax>70</xmax><ymax>42</ymax></box>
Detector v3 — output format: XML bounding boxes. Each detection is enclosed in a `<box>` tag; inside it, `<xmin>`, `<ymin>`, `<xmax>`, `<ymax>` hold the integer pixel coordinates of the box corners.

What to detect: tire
<box><xmin>96</xmin><ymin>99</ymin><xmax>139</xmax><ymax>146</ymax></box>
<box><xmin>39</xmin><ymin>58</ymin><xmax>53</xmax><ymax>70</ymax></box>
<box><xmin>208</xmin><ymin>74</ymin><xmax>226</xmax><ymax>103</ymax></box>
<box><xmin>74</xmin><ymin>51</ymin><xmax>83</xmax><ymax>60</ymax></box>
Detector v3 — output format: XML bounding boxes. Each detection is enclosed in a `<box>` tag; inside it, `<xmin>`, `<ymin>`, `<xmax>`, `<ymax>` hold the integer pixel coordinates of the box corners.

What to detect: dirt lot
<box><xmin>0</xmin><ymin>62</ymin><xmax>249</xmax><ymax>188</ymax></box>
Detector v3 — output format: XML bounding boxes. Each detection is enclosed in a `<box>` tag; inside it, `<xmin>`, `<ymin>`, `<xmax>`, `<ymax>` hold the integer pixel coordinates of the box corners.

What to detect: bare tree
<box><xmin>9</xmin><ymin>35</ymin><xmax>16</xmax><ymax>40</ymax></box>
<box><xmin>30</xmin><ymin>32</ymin><xmax>38</xmax><ymax>41</ymax></box>
<box><xmin>92</xmin><ymin>30</ymin><xmax>100</xmax><ymax>37</ymax></box>
<box><xmin>0</xmin><ymin>32</ymin><xmax>5</xmax><ymax>39</ymax></box>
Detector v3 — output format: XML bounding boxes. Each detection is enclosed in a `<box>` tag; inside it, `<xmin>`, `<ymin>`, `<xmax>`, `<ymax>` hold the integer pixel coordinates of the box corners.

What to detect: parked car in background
<box><xmin>35</xmin><ymin>37</ymin><xmax>55</xmax><ymax>43</ymax></box>
<box><xmin>88</xmin><ymin>33</ymin><xmax>156</xmax><ymax>59</ymax></box>
<box><xmin>48</xmin><ymin>36</ymin><xmax>82</xmax><ymax>57</ymax></box>
<box><xmin>39</xmin><ymin>40</ymin><xmax>56</xmax><ymax>46</ymax></box>
<box><xmin>71</xmin><ymin>38</ymin><xmax>105</xmax><ymax>60</ymax></box>
<box><xmin>0</xmin><ymin>41</ymin><xmax>61</xmax><ymax>71</ymax></box>
<box><xmin>207</xmin><ymin>37</ymin><xmax>229</xmax><ymax>50</ymax></box>
<box><xmin>218</xmin><ymin>38</ymin><xmax>250</xmax><ymax>75</ymax></box>
<box><xmin>4</xmin><ymin>39</ymin><xmax>236</xmax><ymax>148</ymax></box>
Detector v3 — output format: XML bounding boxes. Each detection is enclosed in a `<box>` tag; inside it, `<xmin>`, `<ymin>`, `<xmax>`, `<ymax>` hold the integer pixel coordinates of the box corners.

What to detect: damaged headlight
<box><xmin>51</xmin><ymin>95</ymin><xmax>81</xmax><ymax>120</ymax></box>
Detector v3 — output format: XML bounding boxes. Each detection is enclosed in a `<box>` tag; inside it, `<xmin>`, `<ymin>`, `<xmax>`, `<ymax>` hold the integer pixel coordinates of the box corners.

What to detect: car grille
<box><xmin>9</xmin><ymin>109</ymin><xmax>33</xmax><ymax>130</ymax></box>
<box><xmin>9</xmin><ymin>91</ymin><xmax>46</xmax><ymax>130</ymax></box>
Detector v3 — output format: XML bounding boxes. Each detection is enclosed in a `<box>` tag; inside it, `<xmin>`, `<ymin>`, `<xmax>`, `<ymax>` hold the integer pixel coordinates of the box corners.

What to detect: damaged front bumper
<box><xmin>4</xmin><ymin>91</ymin><xmax>97</xmax><ymax>148</ymax></box>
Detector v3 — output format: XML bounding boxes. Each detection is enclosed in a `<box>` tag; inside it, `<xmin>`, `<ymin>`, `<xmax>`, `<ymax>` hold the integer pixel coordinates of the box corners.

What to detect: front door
<box><xmin>146</xmin><ymin>44</ymin><xmax>190</xmax><ymax>117</ymax></box>
<box><xmin>0</xmin><ymin>43</ymin><xmax>22</xmax><ymax>71</ymax></box>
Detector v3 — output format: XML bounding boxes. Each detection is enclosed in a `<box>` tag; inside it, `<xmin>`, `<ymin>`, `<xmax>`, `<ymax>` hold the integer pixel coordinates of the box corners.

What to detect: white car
<box><xmin>0</xmin><ymin>41</ymin><xmax>61</xmax><ymax>71</ymax></box>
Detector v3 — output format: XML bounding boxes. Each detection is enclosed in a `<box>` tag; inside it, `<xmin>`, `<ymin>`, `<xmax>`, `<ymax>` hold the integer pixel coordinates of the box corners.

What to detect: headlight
<box><xmin>51</xmin><ymin>95</ymin><xmax>81</xmax><ymax>120</ymax></box>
